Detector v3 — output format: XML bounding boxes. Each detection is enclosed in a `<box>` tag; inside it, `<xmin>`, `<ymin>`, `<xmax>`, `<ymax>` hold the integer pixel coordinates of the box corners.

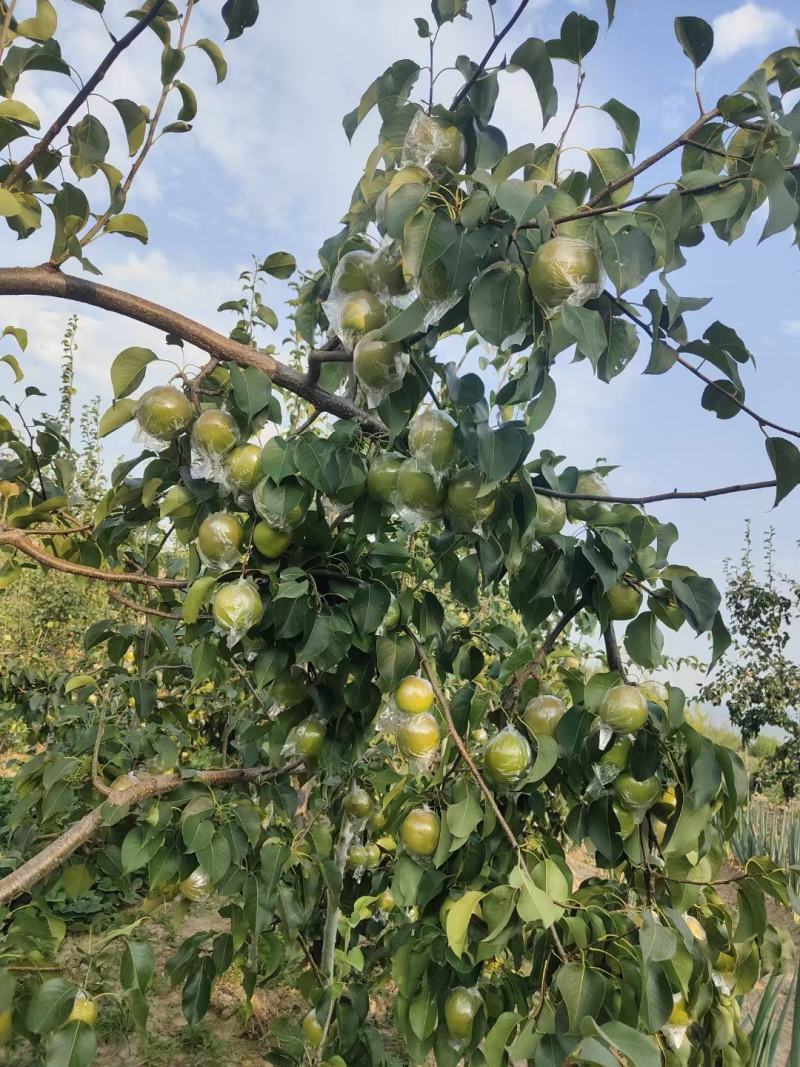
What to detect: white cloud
<box><xmin>782</xmin><ymin>320</ymin><xmax>800</xmax><ymax>336</ymax></box>
<box><xmin>711</xmin><ymin>4</ymin><xmax>791</xmax><ymax>62</ymax></box>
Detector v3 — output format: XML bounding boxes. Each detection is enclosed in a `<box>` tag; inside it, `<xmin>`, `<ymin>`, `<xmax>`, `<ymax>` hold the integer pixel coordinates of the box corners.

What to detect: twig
<box><xmin>603</xmin><ymin>624</ymin><xmax>627</xmax><ymax>681</ymax></box>
<box><xmin>289</xmin><ymin>410</ymin><xmax>321</xmax><ymax>437</ymax></box>
<box><xmin>71</xmin><ymin>0</ymin><xmax>195</xmax><ymax>255</ymax></box>
<box><xmin>409</xmin><ymin>354</ymin><xmax>443</xmax><ymax>410</ymax></box>
<box><xmin>3</xmin><ymin>0</ymin><xmax>168</xmax><ymax>189</ymax></box>
<box><xmin>0</xmin><ymin>761</ymin><xmax>302</xmax><ymax>906</ymax></box>
<box><xmin>0</xmin><ymin>0</ymin><xmax>18</xmax><ymax>66</ymax></box>
<box><xmin>108</xmin><ymin>588</ymin><xmax>182</xmax><ymax>620</ymax></box>
<box><xmin>305</xmin><ymin>337</ymin><xmax>350</xmax><ymax>387</ymax></box>
<box><xmin>0</xmin><ymin>266</ymin><xmax>387</xmax><ymax>435</ymax></box>
<box><xmin>534</xmin><ymin>480</ymin><xmax>777</xmax><ymax>505</ymax></box>
<box><xmin>450</xmin><ymin>0</ymin><xmax>532</xmax><ymax>110</ymax></box>
<box><xmin>0</xmin><ymin>526</ymin><xmax>186</xmax><ymax>587</ymax></box>
<box><xmin>555</xmin><ymin>68</ymin><xmax>585</xmax><ymax>177</ymax></box>
<box><xmin>502</xmin><ymin>597</ymin><xmax>588</xmax><ymax>711</ymax></box>
<box><xmin>91</xmin><ymin>706</ymin><xmax>111</xmax><ymax>796</ymax></box>
<box><xmin>610</xmin><ymin>295</ymin><xmax>800</xmax><ymax>442</ymax></box>
<box><xmin>404</xmin><ymin>626</ymin><xmax>520</xmax><ymax>854</ymax></box>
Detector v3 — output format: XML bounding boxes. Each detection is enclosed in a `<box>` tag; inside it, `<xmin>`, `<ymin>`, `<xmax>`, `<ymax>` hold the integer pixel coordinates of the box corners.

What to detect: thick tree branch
<box><xmin>534</xmin><ymin>480</ymin><xmax>778</xmax><ymax>505</ymax></box>
<box><xmin>3</xmin><ymin>1</ymin><xmax>168</xmax><ymax>189</ymax></box>
<box><xmin>0</xmin><ymin>265</ymin><xmax>387</xmax><ymax>434</ymax></box>
<box><xmin>603</xmin><ymin>624</ymin><xmax>627</xmax><ymax>681</ymax></box>
<box><xmin>0</xmin><ymin>762</ymin><xmax>302</xmax><ymax>906</ymax></box>
<box><xmin>451</xmin><ymin>0</ymin><xmax>531</xmax><ymax>110</ymax></box>
<box><xmin>0</xmin><ymin>526</ymin><xmax>186</xmax><ymax>587</ymax></box>
<box><xmin>610</xmin><ymin>295</ymin><xmax>800</xmax><ymax>442</ymax></box>
<box><xmin>586</xmin><ymin>107</ymin><xmax>720</xmax><ymax>208</ymax></box>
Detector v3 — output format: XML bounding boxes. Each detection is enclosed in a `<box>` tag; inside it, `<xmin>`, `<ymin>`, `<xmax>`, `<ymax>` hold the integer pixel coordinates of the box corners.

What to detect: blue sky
<box><xmin>4</xmin><ymin>0</ymin><xmax>799</xmax><ymax>703</ymax></box>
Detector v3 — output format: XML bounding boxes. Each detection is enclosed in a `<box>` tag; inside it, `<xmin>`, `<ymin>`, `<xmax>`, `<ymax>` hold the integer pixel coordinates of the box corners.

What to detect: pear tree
<box><xmin>0</xmin><ymin>3</ymin><xmax>799</xmax><ymax>1066</ymax></box>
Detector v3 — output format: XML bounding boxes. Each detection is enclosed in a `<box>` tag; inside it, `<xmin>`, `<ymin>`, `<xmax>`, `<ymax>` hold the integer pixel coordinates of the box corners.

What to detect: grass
<box><xmin>140</xmin><ymin>1025</ymin><xmax>226</xmax><ymax>1067</ymax></box>
<box><xmin>730</xmin><ymin>799</ymin><xmax>800</xmax><ymax>893</ymax></box>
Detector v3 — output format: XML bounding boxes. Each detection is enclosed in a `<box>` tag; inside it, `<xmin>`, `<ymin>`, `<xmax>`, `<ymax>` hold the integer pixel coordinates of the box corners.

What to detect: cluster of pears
<box><xmin>341</xmin><ymin>782</ymin><xmax>394</xmax><ymax>886</ymax></box>
<box><xmin>367</xmin><ymin>409</ymin><xmax>498</xmax><ymax>529</ymax></box>
<box><xmin>389</xmin><ymin>674</ymin><xmax>442</xmax><ymax>763</ymax></box>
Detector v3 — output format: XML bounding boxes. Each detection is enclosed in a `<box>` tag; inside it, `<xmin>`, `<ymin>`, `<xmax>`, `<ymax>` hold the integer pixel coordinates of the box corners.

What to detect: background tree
<box><xmin>0</xmin><ymin>3</ymin><xmax>799</xmax><ymax>1067</ymax></box>
<box><xmin>703</xmin><ymin>524</ymin><xmax>800</xmax><ymax>797</ymax></box>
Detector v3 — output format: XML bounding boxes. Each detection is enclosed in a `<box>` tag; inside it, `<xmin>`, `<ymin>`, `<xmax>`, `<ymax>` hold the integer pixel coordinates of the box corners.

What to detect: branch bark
<box><xmin>404</xmin><ymin>626</ymin><xmax>521</xmax><ymax>855</ymax></box>
<box><xmin>0</xmin><ymin>265</ymin><xmax>386</xmax><ymax>434</ymax></box>
<box><xmin>502</xmin><ymin>596</ymin><xmax>588</xmax><ymax>711</ymax></box>
<box><xmin>603</xmin><ymin>624</ymin><xmax>627</xmax><ymax>681</ymax></box>
<box><xmin>450</xmin><ymin>0</ymin><xmax>531</xmax><ymax>110</ymax></box>
<box><xmin>3</xmin><ymin>1</ymin><xmax>169</xmax><ymax>189</ymax></box>
<box><xmin>534</xmin><ymin>480</ymin><xmax>778</xmax><ymax>505</ymax></box>
<box><xmin>0</xmin><ymin>526</ymin><xmax>186</xmax><ymax>587</ymax></box>
<box><xmin>586</xmin><ymin>107</ymin><xmax>720</xmax><ymax>208</ymax></box>
<box><xmin>108</xmin><ymin>588</ymin><xmax>183</xmax><ymax>619</ymax></box>
<box><xmin>0</xmin><ymin>762</ymin><xmax>301</xmax><ymax>906</ymax></box>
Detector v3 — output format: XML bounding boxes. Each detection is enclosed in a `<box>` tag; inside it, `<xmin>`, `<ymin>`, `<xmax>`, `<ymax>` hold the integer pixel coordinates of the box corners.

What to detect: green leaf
<box><xmin>587</xmin><ymin>1020</ymin><xmax>660</xmax><ymax>1067</ymax></box>
<box><xmin>104</xmin><ymin>213</ymin><xmax>148</xmax><ymax>243</ymax></box>
<box><xmin>229</xmin><ymin>364</ymin><xmax>271</xmax><ymax>418</ymax></box>
<box><xmin>530</xmin><ymin>735</ymin><xmax>559</xmax><ymax>782</ymax></box>
<box><xmin>221</xmin><ymin>0</ymin><xmax>259</xmax><ymax>40</ymax></box>
<box><xmin>0</xmin><ymin>99</ymin><xmax>40</xmax><ymax>128</ymax></box>
<box><xmin>197</xmin><ymin>831</ymin><xmax>232</xmax><ymax>883</ymax></box>
<box><xmin>671</xmin><ymin>575</ymin><xmax>721</xmax><ymax>634</ymax></box>
<box><xmin>173</xmin><ymin>80</ymin><xmax>197</xmax><ymax>122</ymax></box>
<box><xmin>98</xmin><ymin>399</ymin><xmax>136</xmax><ymax>438</ymax></box>
<box><xmin>45</xmin><ymin>1022</ymin><xmax>97</xmax><ymax>1067</ymax></box>
<box><xmin>69</xmin><ymin>114</ymin><xmax>109</xmax><ymax>178</ymax></box>
<box><xmin>121</xmin><ymin>940</ymin><xmax>155</xmax><ymax>994</ymax></box>
<box><xmin>494</xmin><ymin>178</ymin><xmax>555</xmax><ymax>225</ymax></box>
<box><xmin>477</xmin><ymin>424</ymin><xmax>528</xmax><ymax>481</ymax></box>
<box><xmin>376</xmin><ymin>633</ymin><xmax>417</xmax><ymax>686</ymax></box>
<box><xmin>351</xmin><ymin>582</ymin><xmax>391</xmax><ymax>634</ymax></box>
<box><xmin>553</xmin><ymin>12</ymin><xmax>599</xmax><ymax>64</ymax></box>
<box><xmin>445</xmin><ymin>889</ymin><xmax>485</xmax><ymax>957</ymax></box>
<box><xmin>751</xmin><ymin>153</ymin><xmax>799</xmax><ymax>241</ymax></box>
<box><xmin>0</xmin><ymin>354</ymin><xmax>22</xmax><ymax>382</ymax></box>
<box><xmin>599</xmin><ymin>226</ymin><xmax>655</xmax><ymax>294</ymax></box>
<box><xmin>262</xmin><ymin>251</ymin><xmax>296</xmax><ymax>279</ymax></box>
<box><xmin>402</xmin><ymin>208</ymin><xmax>458</xmax><ymax>280</ymax></box>
<box><xmin>510</xmin><ymin>861</ymin><xmax>566</xmax><ymax>928</ymax></box>
<box><xmin>561</xmin><ymin>305</ymin><xmax>607</xmax><ymax>366</ymax></box>
<box><xmin>483</xmin><ymin>1012</ymin><xmax>521</xmax><ymax>1067</ymax></box>
<box><xmin>112</xmin><ymin>99</ymin><xmax>148</xmax><ymax>155</ymax></box>
<box><xmin>110</xmin><ymin>347</ymin><xmax>157</xmax><ymax>399</ymax></box>
<box><xmin>588</xmin><ymin>147</ymin><xmax>633</xmax><ymax>205</ymax></box>
<box><xmin>508</xmin><ymin>38</ymin><xmax>558</xmax><ymax>127</ymax></box>
<box><xmin>182</xmin><ymin>576</ymin><xmax>216</xmax><ymax>624</ymax></box>
<box><xmin>469</xmin><ymin>262</ymin><xmax>531</xmax><ymax>346</ymax></box>
<box><xmin>195</xmin><ymin>38</ymin><xmax>227</xmax><ymax>83</ymax></box>
<box><xmin>61</xmin><ymin>864</ymin><xmax>92</xmax><ymax>899</ymax></box>
<box><xmin>342</xmin><ymin>59</ymin><xmax>420</xmax><ymax>142</ymax></box>
<box><xmin>182</xmin><ymin>956</ymin><xmax>214</xmax><ymax>1025</ymax></box>
<box><xmin>16</xmin><ymin>0</ymin><xmax>57</xmax><ymax>42</ymax></box>
<box><xmin>624</xmin><ymin>612</ymin><xmax>663</xmax><ymax>669</ymax></box>
<box><xmin>674</xmin><ymin>16</ymin><xmax>714</xmax><ymax>68</ymax></box>
<box><xmin>766</xmin><ymin>436</ymin><xmax>800</xmax><ymax>506</ymax></box>
<box><xmin>26</xmin><ymin>978</ymin><xmax>76</xmax><ymax>1034</ymax></box>
<box><xmin>556</xmin><ymin>961</ymin><xmax>605</xmax><ymax>1032</ymax></box>
<box><xmin>600</xmin><ymin>98</ymin><xmax>640</xmax><ymax>155</ymax></box>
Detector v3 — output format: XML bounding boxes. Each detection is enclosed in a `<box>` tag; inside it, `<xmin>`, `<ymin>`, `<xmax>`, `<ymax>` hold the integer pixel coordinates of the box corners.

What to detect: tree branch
<box><xmin>404</xmin><ymin>626</ymin><xmax>521</xmax><ymax>855</ymax></box>
<box><xmin>0</xmin><ymin>526</ymin><xmax>186</xmax><ymax>587</ymax></box>
<box><xmin>610</xmin><ymin>295</ymin><xmax>800</xmax><ymax>442</ymax></box>
<box><xmin>603</xmin><ymin>624</ymin><xmax>627</xmax><ymax>681</ymax></box>
<box><xmin>0</xmin><ymin>265</ymin><xmax>387</xmax><ymax>434</ymax></box>
<box><xmin>502</xmin><ymin>596</ymin><xmax>588</xmax><ymax>711</ymax></box>
<box><xmin>108</xmin><ymin>588</ymin><xmax>183</xmax><ymax>620</ymax></box>
<box><xmin>0</xmin><ymin>762</ymin><xmax>302</xmax><ymax>906</ymax></box>
<box><xmin>586</xmin><ymin>107</ymin><xmax>720</xmax><ymax>208</ymax></box>
<box><xmin>534</xmin><ymin>480</ymin><xmax>778</xmax><ymax>505</ymax></box>
<box><xmin>450</xmin><ymin>0</ymin><xmax>531</xmax><ymax>111</ymax></box>
<box><xmin>3</xmin><ymin>0</ymin><xmax>168</xmax><ymax>189</ymax></box>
